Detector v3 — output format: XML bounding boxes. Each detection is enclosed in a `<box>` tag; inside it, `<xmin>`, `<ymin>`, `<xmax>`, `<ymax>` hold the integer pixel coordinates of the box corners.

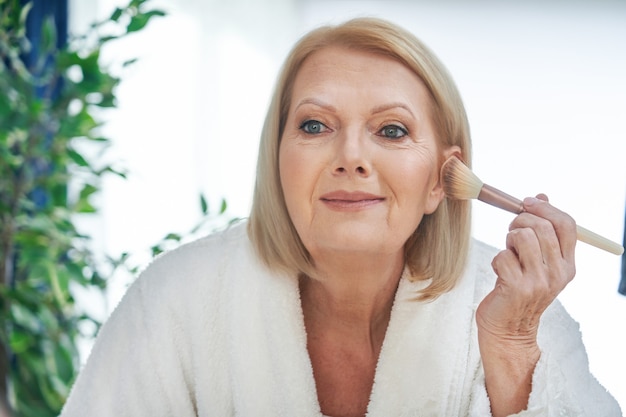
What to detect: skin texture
<box><xmin>279</xmin><ymin>46</ymin><xmax>578</xmax><ymax>417</ymax></box>
<box><xmin>279</xmin><ymin>46</ymin><xmax>449</xmax><ymax>417</ymax></box>
<box><xmin>279</xmin><ymin>47</ymin><xmax>445</xmax><ymax>266</ymax></box>
<box><xmin>478</xmin><ymin>193</ymin><xmax>577</xmax><ymax>416</ymax></box>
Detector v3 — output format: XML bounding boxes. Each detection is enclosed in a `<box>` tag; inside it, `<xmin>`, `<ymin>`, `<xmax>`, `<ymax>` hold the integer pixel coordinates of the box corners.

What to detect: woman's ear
<box><xmin>424</xmin><ymin>146</ymin><xmax>463</xmax><ymax>214</ymax></box>
<box><xmin>442</xmin><ymin>146</ymin><xmax>463</xmax><ymax>164</ymax></box>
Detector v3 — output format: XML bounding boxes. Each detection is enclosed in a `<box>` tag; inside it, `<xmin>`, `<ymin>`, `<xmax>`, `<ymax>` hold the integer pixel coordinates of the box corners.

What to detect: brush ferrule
<box><xmin>478</xmin><ymin>184</ymin><xmax>524</xmax><ymax>215</ymax></box>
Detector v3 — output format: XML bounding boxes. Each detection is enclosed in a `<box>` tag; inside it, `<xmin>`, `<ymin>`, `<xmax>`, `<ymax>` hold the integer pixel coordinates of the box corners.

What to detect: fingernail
<box><xmin>524</xmin><ymin>197</ymin><xmax>541</xmax><ymax>206</ymax></box>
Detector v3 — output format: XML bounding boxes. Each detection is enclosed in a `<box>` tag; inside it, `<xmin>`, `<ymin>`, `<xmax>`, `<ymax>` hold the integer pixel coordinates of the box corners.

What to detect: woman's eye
<box><xmin>299</xmin><ymin>120</ymin><xmax>328</xmax><ymax>135</ymax></box>
<box><xmin>379</xmin><ymin>124</ymin><xmax>408</xmax><ymax>139</ymax></box>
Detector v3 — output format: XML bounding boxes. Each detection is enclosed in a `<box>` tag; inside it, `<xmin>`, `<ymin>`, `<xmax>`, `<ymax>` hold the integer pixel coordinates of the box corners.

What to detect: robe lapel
<box><xmin>228</xmin><ymin>236</ymin><xmax>481</xmax><ymax>417</ymax></box>
<box><xmin>227</xmin><ymin>241</ymin><xmax>321</xmax><ymax>416</ymax></box>
<box><xmin>366</xmin><ymin>255</ymin><xmax>480</xmax><ymax>417</ymax></box>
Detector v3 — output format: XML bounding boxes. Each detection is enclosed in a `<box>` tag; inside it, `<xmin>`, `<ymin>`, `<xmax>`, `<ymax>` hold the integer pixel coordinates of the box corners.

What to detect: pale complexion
<box><xmin>280</xmin><ymin>46</ymin><xmax>448</xmax><ymax>417</ymax></box>
<box><xmin>279</xmin><ymin>46</ymin><xmax>577</xmax><ymax>417</ymax></box>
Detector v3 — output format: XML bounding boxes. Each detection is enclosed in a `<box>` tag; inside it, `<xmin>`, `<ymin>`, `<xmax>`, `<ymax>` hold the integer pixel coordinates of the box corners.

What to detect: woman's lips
<box><xmin>319</xmin><ymin>191</ymin><xmax>385</xmax><ymax>210</ymax></box>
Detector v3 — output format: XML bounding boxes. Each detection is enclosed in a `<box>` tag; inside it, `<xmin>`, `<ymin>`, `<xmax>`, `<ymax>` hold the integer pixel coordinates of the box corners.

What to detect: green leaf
<box><xmin>126</xmin><ymin>14</ymin><xmax>150</xmax><ymax>33</ymax></box>
<box><xmin>37</xmin><ymin>305</ymin><xmax>60</xmax><ymax>333</ymax></box>
<box><xmin>9</xmin><ymin>330</ymin><xmax>34</xmax><ymax>354</ymax></box>
<box><xmin>109</xmin><ymin>7</ymin><xmax>124</xmax><ymax>22</ymax></box>
<box><xmin>122</xmin><ymin>57</ymin><xmax>138</xmax><ymax>67</ymax></box>
<box><xmin>200</xmin><ymin>194</ymin><xmax>208</xmax><ymax>214</ymax></box>
<box><xmin>74</xmin><ymin>51</ymin><xmax>106</xmax><ymax>93</ymax></box>
<box><xmin>164</xmin><ymin>233</ymin><xmax>181</xmax><ymax>242</ymax></box>
<box><xmin>35</xmin><ymin>350</ymin><xmax>65</xmax><ymax>411</ymax></box>
<box><xmin>18</xmin><ymin>2</ymin><xmax>33</xmax><ymax>27</ymax></box>
<box><xmin>126</xmin><ymin>10</ymin><xmax>165</xmax><ymax>33</ymax></box>
<box><xmin>41</xmin><ymin>16</ymin><xmax>57</xmax><ymax>53</ymax></box>
<box><xmin>88</xmin><ymin>136</ymin><xmax>110</xmax><ymax>143</ymax></box>
<box><xmin>98</xmin><ymin>35</ymin><xmax>119</xmax><ymax>45</ymax></box>
<box><xmin>60</xmin><ymin>110</ymin><xmax>99</xmax><ymax>138</ymax></box>
<box><xmin>98</xmin><ymin>165</ymin><xmax>127</xmax><ymax>179</ymax></box>
<box><xmin>129</xmin><ymin>0</ymin><xmax>150</xmax><ymax>8</ymax></box>
<box><xmin>151</xmin><ymin>245</ymin><xmax>163</xmax><ymax>257</ymax></box>
<box><xmin>78</xmin><ymin>183</ymin><xmax>98</xmax><ymax>201</ymax></box>
<box><xmin>10</xmin><ymin>303</ymin><xmax>42</xmax><ymax>334</ymax></box>
<box><xmin>93</xmin><ymin>91</ymin><xmax>116</xmax><ymax>107</ymax></box>
<box><xmin>67</xmin><ymin>149</ymin><xmax>89</xmax><ymax>167</ymax></box>
<box><xmin>56</xmin><ymin>51</ymin><xmax>82</xmax><ymax>69</ymax></box>
<box><xmin>220</xmin><ymin>198</ymin><xmax>228</xmax><ymax>214</ymax></box>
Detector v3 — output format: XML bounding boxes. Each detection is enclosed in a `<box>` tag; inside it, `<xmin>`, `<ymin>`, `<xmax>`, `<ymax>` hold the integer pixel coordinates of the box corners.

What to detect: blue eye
<box><xmin>379</xmin><ymin>125</ymin><xmax>408</xmax><ymax>139</ymax></box>
<box><xmin>299</xmin><ymin>120</ymin><xmax>327</xmax><ymax>134</ymax></box>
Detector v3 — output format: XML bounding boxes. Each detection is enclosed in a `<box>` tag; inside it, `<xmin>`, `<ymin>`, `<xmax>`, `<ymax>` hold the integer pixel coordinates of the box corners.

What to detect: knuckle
<box><xmin>557</xmin><ymin>213</ymin><xmax>576</xmax><ymax>232</ymax></box>
<box><xmin>534</xmin><ymin>217</ymin><xmax>555</xmax><ymax>236</ymax></box>
<box><xmin>566</xmin><ymin>263</ymin><xmax>576</xmax><ymax>281</ymax></box>
<box><xmin>549</xmin><ymin>261</ymin><xmax>576</xmax><ymax>289</ymax></box>
<box><xmin>510</xmin><ymin>227</ymin><xmax>534</xmax><ymax>242</ymax></box>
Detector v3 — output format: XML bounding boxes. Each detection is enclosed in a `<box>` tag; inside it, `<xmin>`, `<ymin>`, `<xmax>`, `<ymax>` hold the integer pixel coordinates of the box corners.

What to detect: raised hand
<box><xmin>476</xmin><ymin>194</ymin><xmax>577</xmax><ymax>416</ymax></box>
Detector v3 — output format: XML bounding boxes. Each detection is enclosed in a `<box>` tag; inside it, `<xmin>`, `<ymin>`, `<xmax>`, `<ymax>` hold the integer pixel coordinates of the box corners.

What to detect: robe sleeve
<box><xmin>468</xmin><ymin>299</ymin><xmax>622</xmax><ymax>416</ymax></box>
<box><xmin>59</xmin><ymin>259</ymin><xmax>199</xmax><ymax>417</ymax></box>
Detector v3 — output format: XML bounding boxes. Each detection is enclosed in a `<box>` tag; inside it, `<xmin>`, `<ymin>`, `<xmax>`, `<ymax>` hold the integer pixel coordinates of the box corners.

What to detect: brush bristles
<box><xmin>441</xmin><ymin>156</ymin><xmax>484</xmax><ymax>200</ymax></box>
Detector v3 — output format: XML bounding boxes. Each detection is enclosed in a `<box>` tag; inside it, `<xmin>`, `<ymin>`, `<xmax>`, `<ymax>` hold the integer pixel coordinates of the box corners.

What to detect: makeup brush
<box><xmin>441</xmin><ymin>156</ymin><xmax>624</xmax><ymax>256</ymax></box>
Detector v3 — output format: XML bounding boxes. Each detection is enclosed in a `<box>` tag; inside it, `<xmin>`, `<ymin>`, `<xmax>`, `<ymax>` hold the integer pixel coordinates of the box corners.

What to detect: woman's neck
<box><xmin>299</xmin><ymin>252</ymin><xmax>404</xmax><ymax>417</ymax></box>
<box><xmin>299</xmin><ymin>251</ymin><xmax>404</xmax><ymax>348</ymax></box>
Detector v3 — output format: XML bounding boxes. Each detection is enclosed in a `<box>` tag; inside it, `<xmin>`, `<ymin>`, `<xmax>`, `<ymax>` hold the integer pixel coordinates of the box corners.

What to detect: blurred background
<box><xmin>72</xmin><ymin>0</ymin><xmax>625</xmax><ymax>410</ymax></box>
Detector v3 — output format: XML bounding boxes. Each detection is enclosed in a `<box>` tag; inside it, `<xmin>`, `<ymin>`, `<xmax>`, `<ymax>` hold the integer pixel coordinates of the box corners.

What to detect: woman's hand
<box><xmin>476</xmin><ymin>194</ymin><xmax>577</xmax><ymax>417</ymax></box>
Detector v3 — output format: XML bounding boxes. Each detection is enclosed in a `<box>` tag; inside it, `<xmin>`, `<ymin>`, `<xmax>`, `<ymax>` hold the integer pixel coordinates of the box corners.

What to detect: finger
<box><xmin>509</xmin><ymin>212</ymin><xmax>561</xmax><ymax>268</ymax></box>
<box><xmin>522</xmin><ymin>196</ymin><xmax>577</xmax><ymax>262</ymax></box>
<box><xmin>492</xmin><ymin>247</ymin><xmax>551</xmax><ymax>308</ymax></box>
<box><xmin>505</xmin><ymin>227</ymin><xmax>547</xmax><ymax>275</ymax></box>
<box><xmin>491</xmin><ymin>248</ymin><xmax>523</xmax><ymax>283</ymax></box>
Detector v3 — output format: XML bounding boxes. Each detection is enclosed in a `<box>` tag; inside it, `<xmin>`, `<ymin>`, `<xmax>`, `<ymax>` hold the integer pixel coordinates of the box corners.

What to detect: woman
<box><xmin>61</xmin><ymin>18</ymin><xmax>621</xmax><ymax>417</ymax></box>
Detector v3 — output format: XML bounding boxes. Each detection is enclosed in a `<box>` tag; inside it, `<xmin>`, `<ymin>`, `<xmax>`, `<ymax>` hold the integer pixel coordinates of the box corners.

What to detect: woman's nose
<box><xmin>332</xmin><ymin>129</ymin><xmax>371</xmax><ymax>177</ymax></box>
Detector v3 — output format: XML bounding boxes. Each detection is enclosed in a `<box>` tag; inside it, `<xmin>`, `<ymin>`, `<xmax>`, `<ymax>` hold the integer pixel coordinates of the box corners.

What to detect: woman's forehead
<box><xmin>286</xmin><ymin>46</ymin><xmax>432</xmax><ymax>122</ymax></box>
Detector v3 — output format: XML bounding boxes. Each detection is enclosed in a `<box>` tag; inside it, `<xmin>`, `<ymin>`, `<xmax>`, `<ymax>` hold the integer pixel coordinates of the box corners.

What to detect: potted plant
<box><xmin>0</xmin><ymin>1</ymin><xmax>166</xmax><ymax>415</ymax></box>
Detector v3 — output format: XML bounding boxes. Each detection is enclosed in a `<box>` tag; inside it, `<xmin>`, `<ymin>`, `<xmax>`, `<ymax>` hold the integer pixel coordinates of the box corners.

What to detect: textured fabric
<box><xmin>60</xmin><ymin>221</ymin><xmax>622</xmax><ymax>417</ymax></box>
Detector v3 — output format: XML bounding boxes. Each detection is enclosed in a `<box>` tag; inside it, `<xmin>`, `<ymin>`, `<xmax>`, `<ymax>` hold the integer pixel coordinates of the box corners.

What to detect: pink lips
<box><xmin>319</xmin><ymin>191</ymin><xmax>385</xmax><ymax>210</ymax></box>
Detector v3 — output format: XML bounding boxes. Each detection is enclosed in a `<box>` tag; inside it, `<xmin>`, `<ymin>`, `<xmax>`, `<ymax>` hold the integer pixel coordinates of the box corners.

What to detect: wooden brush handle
<box><xmin>577</xmin><ymin>225</ymin><xmax>624</xmax><ymax>255</ymax></box>
<box><xmin>478</xmin><ymin>183</ymin><xmax>624</xmax><ymax>255</ymax></box>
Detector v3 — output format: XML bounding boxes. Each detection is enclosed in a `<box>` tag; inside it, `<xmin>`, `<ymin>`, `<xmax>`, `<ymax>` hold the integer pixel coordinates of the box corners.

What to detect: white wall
<box><xmin>71</xmin><ymin>0</ymin><xmax>626</xmax><ymax>410</ymax></box>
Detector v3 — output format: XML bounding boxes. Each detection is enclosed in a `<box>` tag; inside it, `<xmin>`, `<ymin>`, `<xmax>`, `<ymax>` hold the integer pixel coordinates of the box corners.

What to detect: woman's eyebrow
<box><xmin>294</xmin><ymin>98</ymin><xmax>337</xmax><ymax>113</ymax></box>
<box><xmin>294</xmin><ymin>99</ymin><xmax>416</xmax><ymax>119</ymax></box>
<box><xmin>371</xmin><ymin>102</ymin><xmax>416</xmax><ymax>118</ymax></box>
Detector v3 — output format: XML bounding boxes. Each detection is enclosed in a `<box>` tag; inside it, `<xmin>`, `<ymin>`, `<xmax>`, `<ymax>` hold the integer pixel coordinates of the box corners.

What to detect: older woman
<box><xmin>61</xmin><ymin>18</ymin><xmax>620</xmax><ymax>417</ymax></box>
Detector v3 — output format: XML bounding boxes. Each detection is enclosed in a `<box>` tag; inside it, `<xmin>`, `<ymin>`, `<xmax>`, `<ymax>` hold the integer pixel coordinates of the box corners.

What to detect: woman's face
<box><xmin>279</xmin><ymin>46</ymin><xmax>446</xmax><ymax>261</ymax></box>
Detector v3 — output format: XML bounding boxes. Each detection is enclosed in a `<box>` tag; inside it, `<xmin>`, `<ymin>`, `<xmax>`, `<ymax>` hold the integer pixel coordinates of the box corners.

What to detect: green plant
<box><xmin>0</xmin><ymin>1</ymin><xmax>168</xmax><ymax>415</ymax></box>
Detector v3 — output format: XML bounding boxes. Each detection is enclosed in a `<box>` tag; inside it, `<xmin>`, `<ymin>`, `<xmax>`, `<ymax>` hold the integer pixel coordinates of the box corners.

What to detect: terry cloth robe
<box><xmin>60</xmin><ymin>221</ymin><xmax>621</xmax><ymax>417</ymax></box>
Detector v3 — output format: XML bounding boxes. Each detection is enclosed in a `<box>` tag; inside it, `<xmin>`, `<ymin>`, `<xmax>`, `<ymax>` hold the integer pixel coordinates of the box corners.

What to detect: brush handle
<box><xmin>478</xmin><ymin>184</ymin><xmax>524</xmax><ymax>214</ymax></box>
<box><xmin>478</xmin><ymin>184</ymin><xmax>624</xmax><ymax>256</ymax></box>
<box><xmin>576</xmin><ymin>225</ymin><xmax>624</xmax><ymax>255</ymax></box>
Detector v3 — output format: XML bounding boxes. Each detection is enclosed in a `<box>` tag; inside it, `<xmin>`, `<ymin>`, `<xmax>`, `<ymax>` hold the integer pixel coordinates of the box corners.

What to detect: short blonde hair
<box><xmin>248</xmin><ymin>17</ymin><xmax>472</xmax><ymax>301</ymax></box>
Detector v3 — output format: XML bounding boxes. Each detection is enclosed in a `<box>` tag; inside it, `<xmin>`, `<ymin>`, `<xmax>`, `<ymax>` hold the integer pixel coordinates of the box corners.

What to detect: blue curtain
<box><xmin>617</xmin><ymin>203</ymin><xmax>626</xmax><ymax>295</ymax></box>
<box><xmin>22</xmin><ymin>0</ymin><xmax>68</xmax><ymax>70</ymax></box>
<box><xmin>21</xmin><ymin>0</ymin><xmax>68</xmax><ymax>208</ymax></box>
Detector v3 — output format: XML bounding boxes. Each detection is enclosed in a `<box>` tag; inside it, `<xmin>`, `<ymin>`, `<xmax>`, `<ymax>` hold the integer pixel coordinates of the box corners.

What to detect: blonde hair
<box><xmin>248</xmin><ymin>17</ymin><xmax>472</xmax><ymax>301</ymax></box>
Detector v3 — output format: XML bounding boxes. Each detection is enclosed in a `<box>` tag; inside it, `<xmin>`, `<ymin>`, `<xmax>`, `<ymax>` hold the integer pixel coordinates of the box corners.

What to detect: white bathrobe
<box><xmin>60</xmin><ymin>221</ymin><xmax>621</xmax><ymax>417</ymax></box>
